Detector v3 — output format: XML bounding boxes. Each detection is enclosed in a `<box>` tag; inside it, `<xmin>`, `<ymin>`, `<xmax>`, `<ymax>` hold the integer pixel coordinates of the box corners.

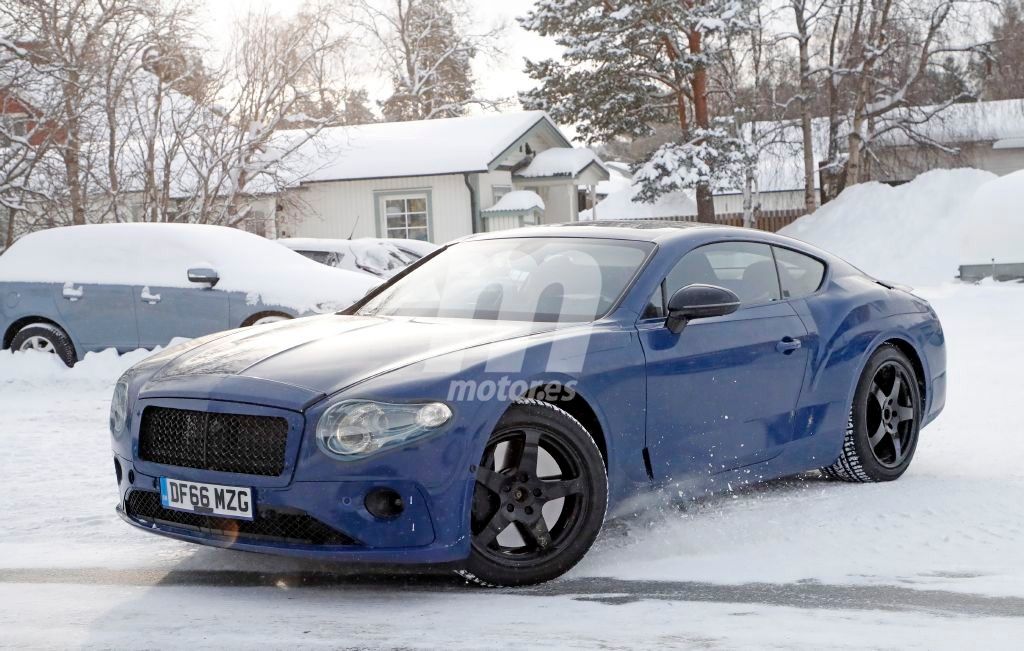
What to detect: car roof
<box><xmin>459</xmin><ymin>220</ymin><xmax>849</xmax><ymax>268</ymax></box>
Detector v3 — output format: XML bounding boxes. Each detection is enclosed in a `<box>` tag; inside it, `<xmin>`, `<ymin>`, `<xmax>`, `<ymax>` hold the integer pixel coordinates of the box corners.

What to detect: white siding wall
<box><xmin>478</xmin><ymin>170</ymin><xmax>515</xmax><ymax>209</ymax></box>
<box><xmin>280</xmin><ymin>174</ymin><xmax>472</xmax><ymax>244</ymax></box>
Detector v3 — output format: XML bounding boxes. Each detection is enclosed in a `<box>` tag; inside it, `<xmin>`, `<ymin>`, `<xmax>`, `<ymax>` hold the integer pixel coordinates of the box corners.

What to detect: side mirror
<box><xmin>666</xmin><ymin>284</ymin><xmax>740</xmax><ymax>334</ymax></box>
<box><xmin>187</xmin><ymin>267</ymin><xmax>220</xmax><ymax>288</ymax></box>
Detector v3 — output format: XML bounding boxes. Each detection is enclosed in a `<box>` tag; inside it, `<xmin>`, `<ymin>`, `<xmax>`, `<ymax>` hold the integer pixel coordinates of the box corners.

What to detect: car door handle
<box><xmin>140</xmin><ymin>288</ymin><xmax>161</xmax><ymax>304</ymax></box>
<box><xmin>776</xmin><ymin>336</ymin><xmax>802</xmax><ymax>354</ymax></box>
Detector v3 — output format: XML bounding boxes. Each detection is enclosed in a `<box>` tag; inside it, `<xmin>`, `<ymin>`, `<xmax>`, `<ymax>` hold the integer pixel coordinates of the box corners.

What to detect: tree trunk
<box><xmin>689</xmin><ymin>31</ymin><xmax>716</xmax><ymax>224</ymax></box>
<box><xmin>5</xmin><ymin>208</ymin><xmax>15</xmax><ymax>249</ymax></box>
<box><xmin>793</xmin><ymin>2</ymin><xmax>817</xmax><ymax>214</ymax></box>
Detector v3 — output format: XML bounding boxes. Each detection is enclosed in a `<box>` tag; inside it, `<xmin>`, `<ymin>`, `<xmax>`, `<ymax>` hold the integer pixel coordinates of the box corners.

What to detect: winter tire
<box><xmin>824</xmin><ymin>345</ymin><xmax>922</xmax><ymax>482</ymax></box>
<box><xmin>458</xmin><ymin>399</ymin><xmax>608</xmax><ymax>587</ymax></box>
<box><xmin>11</xmin><ymin>323</ymin><xmax>77</xmax><ymax>367</ymax></box>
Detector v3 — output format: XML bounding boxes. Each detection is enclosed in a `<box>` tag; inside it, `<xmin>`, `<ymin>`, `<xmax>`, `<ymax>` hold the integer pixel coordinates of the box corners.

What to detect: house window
<box><xmin>491</xmin><ymin>185</ymin><xmax>512</xmax><ymax>206</ymax></box>
<box><xmin>382</xmin><ymin>194</ymin><xmax>430</xmax><ymax>241</ymax></box>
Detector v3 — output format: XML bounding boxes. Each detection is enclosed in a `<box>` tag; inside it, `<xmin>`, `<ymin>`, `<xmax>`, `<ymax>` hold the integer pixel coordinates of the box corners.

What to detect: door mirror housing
<box><xmin>666</xmin><ymin>284</ymin><xmax>741</xmax><ymax>334</ymax></box>
<box><xmin>187</xmin><ymin>267</ymin><xmax>220</xmax><ymax>288</ymax></box>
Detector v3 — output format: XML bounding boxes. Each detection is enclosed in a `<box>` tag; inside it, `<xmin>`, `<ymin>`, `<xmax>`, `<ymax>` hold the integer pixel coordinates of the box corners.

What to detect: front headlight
<box><xmin>315</xmin><ymin>400</ymin><xmax>452</xmax><ymax>460</ymax></box>
<box><xmin>109</xmin><ymin>374</ymin><xmax>131</xmax><ymax>435</ymax></box>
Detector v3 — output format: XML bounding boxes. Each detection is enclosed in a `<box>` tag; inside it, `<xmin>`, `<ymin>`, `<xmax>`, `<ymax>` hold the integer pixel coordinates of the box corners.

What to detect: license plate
<box><xmin>159</xmin><ymin>477</ymin><xmax>254</xmax><ymax>521</ymax></box>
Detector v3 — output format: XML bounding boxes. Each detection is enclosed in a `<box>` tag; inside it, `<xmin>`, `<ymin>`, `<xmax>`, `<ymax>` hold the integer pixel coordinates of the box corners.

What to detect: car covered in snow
<box><xmin>0</xmin><ymin>224</ymin><xmax>380</xmax><ymax>365</ymax></box>
<box><xmin>277</xmin><ymin>237</ymin><xmax>421</xmax><ymax>278</ymax></box>
<box><xmin>110</xmin><ymin>222</ymin><xmax>946</xmax><ymax>586</ymax></box>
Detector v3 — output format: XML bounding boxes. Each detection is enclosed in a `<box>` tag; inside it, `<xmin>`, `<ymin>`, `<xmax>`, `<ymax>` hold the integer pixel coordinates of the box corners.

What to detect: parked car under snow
<box><xmin>277</xmin><ymin>237</ymin><xmax>429</xmax><ymax>278</ymax></box>
<box><xmin>0</xmin><ymin>224</ymin><xmax>380</xmax><ymax>365</ymax></box>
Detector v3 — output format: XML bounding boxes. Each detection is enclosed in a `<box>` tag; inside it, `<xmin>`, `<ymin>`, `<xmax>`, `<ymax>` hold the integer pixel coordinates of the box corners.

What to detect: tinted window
<box><xmin>774</xmin><ymin>247</ymin><xmax>825</xmax><ymax>299</ymax></box>
<box><xmin>358</xmin><ymin>237</ymin><xmax>653</xmax><ymax>323</ymax></box>
<box><xmin>666</xmin><ymin>241</ymin><xmax>781</xmax><ymax>306</ymax></box>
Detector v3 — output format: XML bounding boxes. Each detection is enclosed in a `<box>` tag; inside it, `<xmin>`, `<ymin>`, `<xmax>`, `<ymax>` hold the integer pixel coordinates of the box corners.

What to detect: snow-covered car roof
<box><xmin>278</xmin><ymin>237</ymin><xmax>418</xmax><ymax>278</ymax></box>
<box><xmin>0</xmin><ymin>224</ymin><xmax>380</xmax><ymax>312</ymax></box>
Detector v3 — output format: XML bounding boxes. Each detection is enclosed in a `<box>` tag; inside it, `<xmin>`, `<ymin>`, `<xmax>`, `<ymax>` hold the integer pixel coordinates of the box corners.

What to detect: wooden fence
<box><xmin>618</xmin><ymin>208</ymin><xmax>805</xmax><ymax>233</ymax></box>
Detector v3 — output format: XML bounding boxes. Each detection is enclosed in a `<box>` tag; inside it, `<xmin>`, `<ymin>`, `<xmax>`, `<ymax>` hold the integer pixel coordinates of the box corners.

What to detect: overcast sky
<box><xmin>199</xmin><ymin>0</ymin><xmax>561</xmax><ymax>113</ymax></box>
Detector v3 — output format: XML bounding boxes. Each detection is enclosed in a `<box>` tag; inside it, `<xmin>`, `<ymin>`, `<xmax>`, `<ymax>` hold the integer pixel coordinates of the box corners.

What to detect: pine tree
<box><xmin>520</xmin><ymin>0</ymin><xmax>754</xmax><ymax>223</ymax></box>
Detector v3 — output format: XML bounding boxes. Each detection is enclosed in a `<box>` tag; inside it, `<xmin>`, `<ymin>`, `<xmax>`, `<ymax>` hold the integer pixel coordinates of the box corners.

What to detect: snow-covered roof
<box><xmin>274</xmin><ymin>111</ymin><xmax>571</xmax><ymax>184</ymax></box>
<box><xmin>0</xmin><ymin>224</ymin><xmax>379</xmax><ymax>311</ymax></box>
<box><xmin>514</xmin><ymin>147</ymin><xmax>606</xmax><ymax>179</ymax></box>
<box><xmin>482</xmin><ymin>190</ymin><xmax>545</xmax><ymax>214</ymax></box>
<box><xmin>581</xmin><ymin>183</ymin><xmax>697</xmax><ymax>221</ymax></box>
<box><xmin>596</xmin><ymin>161</ymin><xmax>634</xmax><ymax>196</ymax></box>
<box><xmin>743</xmin><ymin>99</ymin><xmax>1024</xmax><ymax>193</ymax></box>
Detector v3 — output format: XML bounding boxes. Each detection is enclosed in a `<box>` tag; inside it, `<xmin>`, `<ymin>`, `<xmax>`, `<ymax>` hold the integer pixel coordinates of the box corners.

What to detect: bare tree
<box><xmin>355</xmin><ymin>0</ymin><xmax>503</xmax><ymax>121</ymax></box>
<box><xmin>172</xmin><ymin>5</ymin><xmax>357</xmax><ymax>227</ymax></box>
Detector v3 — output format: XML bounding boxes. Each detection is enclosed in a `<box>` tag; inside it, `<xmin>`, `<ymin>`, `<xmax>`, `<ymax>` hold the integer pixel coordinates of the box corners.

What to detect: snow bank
<box><xmin>0</xmin><ymin>223</ymin><xmax>379</xmax><ymax>312</ymax></box>
<box><xmin>780</xmin><ymin>168</ymin><xmax>997</xmax><ymax>286</ymax></box>
<box><xmin>0</xmin><ymin>343</ymin><xmax>182</xmax><ymax>385</ymax></box>
<box><xmin>961</xmin><ymin>169</ymin><xmax>1024</xmax><ymax>265</ymax></box>
<box><xmin>580</xmin><ymin>183</ymin><xmax>697</xmax><ymax>221</ymax></box>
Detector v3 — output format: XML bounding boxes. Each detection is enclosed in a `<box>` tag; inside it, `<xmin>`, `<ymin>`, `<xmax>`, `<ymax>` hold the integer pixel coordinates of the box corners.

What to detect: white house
<box><xmin>273</xmin><ymin>111</ymin><xmax>609</xmax><ymax>243</ymax></box>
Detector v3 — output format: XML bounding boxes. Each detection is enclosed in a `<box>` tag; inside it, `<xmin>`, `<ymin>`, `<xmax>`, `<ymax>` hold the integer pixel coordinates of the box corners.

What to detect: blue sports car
<box><xmin>110</xmin><ymin>222</ymin><xmax>946</xmax><ymax>586</ymax></box>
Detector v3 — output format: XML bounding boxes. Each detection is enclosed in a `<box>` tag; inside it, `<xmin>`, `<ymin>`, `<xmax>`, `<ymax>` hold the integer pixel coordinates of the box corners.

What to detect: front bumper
<box><xmin>111</xmin><ymin>392</ymin><xmax>492</xmax><ymax>565</ymax></box>
<box><xmin>115</xmin><ymin>454</ymin><xmax>473</xmax><ymax>564</ymax></box>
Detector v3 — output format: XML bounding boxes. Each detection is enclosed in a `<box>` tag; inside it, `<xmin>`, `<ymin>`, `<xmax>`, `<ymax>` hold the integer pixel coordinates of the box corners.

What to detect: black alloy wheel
<box><xmin>823</xmin><ymin>345</ymin><xmax>922</xmax><ymax>482</ymax></box>
<box><xmin>459</xmin><ymin>400</ymin><xmax>607</xmax><ymax>586</ymax></box>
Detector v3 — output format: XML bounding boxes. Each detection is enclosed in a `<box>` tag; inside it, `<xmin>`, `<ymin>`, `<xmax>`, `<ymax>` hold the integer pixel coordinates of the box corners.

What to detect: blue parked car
<box><xmin>110</xmin><ymin>222</ymin><xmax>946</xmax><ymax>586</ymax></box>
<box><xmin>0</xmin><ymin>223</ymin><xmax>379</xmax><ymax>365</ymax></box>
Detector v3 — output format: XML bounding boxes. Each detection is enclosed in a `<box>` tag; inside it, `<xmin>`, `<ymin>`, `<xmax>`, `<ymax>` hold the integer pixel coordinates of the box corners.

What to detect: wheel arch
<box><xmin>496</xmin><ymin>380</ymin><xmax>609</xmax><ymax>470</ymax></box>
<box><xmin>880</xmin><ymin>336</ymin><xmax>927</xmax><ymax>407</ymax></box>
<box><xmin>3</xmin><ymin>315</ymin><xmax>73</xmax><ymax>351</ymax></box>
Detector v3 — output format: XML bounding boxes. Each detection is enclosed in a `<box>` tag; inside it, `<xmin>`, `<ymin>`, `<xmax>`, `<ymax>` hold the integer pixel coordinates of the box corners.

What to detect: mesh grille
<box><xmin>138</xmin><ymin>406</ymin><xmax>289</xmax><ymax>476</ymax></box>
<box><xmin>125</xmin><ymin>491</ymin><xmax>357</xmax><ymax>546</ymax></box>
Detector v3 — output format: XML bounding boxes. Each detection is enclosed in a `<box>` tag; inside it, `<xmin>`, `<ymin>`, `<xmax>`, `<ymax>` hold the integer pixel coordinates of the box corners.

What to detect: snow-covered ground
<box><xmin>1</xmin><ymin>281</ymin><xmax>1022</xmax><ymax>649</ymax></box>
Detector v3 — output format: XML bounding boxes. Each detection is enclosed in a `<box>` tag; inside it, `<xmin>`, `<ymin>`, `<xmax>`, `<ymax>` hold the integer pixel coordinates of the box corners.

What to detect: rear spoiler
<box><xmin>875</xmin><ymin>279</ymin><xmax>915</xmax><ymax>293</ymax></box>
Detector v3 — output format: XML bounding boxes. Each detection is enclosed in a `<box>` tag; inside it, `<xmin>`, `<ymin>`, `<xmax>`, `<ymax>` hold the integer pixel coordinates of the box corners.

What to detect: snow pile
<box><xmin>961</xmin><ymin>169</ymin><xmax>1024</xmax><ymax>265</ymax></box>
<box><xmin>483</xmin><ymin>190</ymin><xmax>545</xmax><ymax>213</ymax></box>
<box><xmin>0</xmin><ymin>224</ymin><xmax>380</xmax><ymax>311</ymax></box>
<box><xmin>0</xmin><ymin>343</ymin><xmax>180</xmax><ymax>386</ymax></box>
<box><xmin>580</xmin><ymin>183</ymin><xmax>697</xmax><ymax>221</ymax></box>
<box><xmin>781</xmin><ymin>168</ymin><xmax>997</xmax><ymax>286</ymax></box>
<box><xmin>515</xmin><ymin>147</ymin><xmax>604</xmax><ymax>178</ymax></box>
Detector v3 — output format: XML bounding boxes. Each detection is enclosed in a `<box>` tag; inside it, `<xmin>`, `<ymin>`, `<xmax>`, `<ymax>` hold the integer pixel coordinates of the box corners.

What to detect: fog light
<box><xmin>365</xmin><ymin>488</ymin><xmax>404</xmax><ymax>519</ymax></box>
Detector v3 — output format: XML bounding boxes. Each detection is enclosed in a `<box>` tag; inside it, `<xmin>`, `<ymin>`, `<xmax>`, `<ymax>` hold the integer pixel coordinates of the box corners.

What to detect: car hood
<box><xmin>139</xmin><ymin>314</ymin><xmax>560</xmax><ymax>404</ymax></box>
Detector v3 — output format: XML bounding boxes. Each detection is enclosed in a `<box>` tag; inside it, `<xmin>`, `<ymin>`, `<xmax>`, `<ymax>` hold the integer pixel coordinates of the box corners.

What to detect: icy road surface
<box><xmin>1</xmin><ymin>283</ymin><xmax>1022</xmax><ymax>649</ymax></box>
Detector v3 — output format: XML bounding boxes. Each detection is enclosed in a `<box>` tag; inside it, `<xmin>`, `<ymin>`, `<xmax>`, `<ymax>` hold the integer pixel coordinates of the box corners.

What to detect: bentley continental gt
<box><xmin>111</xmin><ymin>222</ymin><xmax>946</xmax><ymax>586</ymax></box>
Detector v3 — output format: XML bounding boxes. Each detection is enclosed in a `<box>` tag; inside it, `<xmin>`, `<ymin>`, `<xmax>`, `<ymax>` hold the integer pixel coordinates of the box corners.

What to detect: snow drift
<box><xmin>0</xmin><ymin>223</ymin><xmax>380</xmax><ymax>312</ymax></box>
<box><xmin>780</xmin><ymin>169</ymin><xmax>1000</xmax><ymax>286</ymax></box>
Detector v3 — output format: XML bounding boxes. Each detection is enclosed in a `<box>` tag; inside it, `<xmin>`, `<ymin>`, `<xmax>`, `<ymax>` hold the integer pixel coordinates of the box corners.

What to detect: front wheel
<box><xmin>10</xmin><ymin>323</ymin><xmax>77</xmax><ymax>367</ymax></box>
<box><xmin>458</xmin><ymin>400</ymin><xmax>608</xmax><ymax>587</ymax></box>
<box><xmin>823</xmin><ymin>345</ymin><xmax>922</xmax><ymax>482</ymax></box>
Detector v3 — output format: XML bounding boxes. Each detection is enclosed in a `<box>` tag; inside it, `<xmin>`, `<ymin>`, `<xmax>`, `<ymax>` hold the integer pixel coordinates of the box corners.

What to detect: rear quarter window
<box><xmin>774</xmin><ymin>247</ymin><xmax>826</xmax><ymax>299</ymax></box>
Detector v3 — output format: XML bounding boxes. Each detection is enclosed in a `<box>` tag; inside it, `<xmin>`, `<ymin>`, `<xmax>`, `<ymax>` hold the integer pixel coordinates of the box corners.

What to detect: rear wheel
<box><xmin>458</xmin><ymin>400</ymin><xmax>607</xmax><ymax>586</ymax></box>
<box><xmin>10</xmin><ymin>323</ymin><xmax>76</xmax><ymax>367</ymax></box>
<box><xmin>823</xmin><ymin>345</ymin><xmax>922</xmax><ymax>482</ymax></box>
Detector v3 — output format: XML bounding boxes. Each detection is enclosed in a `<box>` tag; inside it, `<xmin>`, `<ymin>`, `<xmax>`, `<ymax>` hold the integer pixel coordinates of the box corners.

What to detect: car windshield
<box><xmin>357</xmin><ymin>237</ymin><xmax>653</xmax><ymax>322</ymax></box>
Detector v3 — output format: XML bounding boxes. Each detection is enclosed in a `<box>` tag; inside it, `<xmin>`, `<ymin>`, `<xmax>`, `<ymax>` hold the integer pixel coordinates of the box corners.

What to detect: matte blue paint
<box><xmin>110</xmin><ymin>224</ymin><xmax>946</xmax><ymax>565</ymax></box>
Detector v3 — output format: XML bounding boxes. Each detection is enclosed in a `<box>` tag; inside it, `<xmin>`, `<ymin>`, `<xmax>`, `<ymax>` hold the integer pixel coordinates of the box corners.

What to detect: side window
<box><xmin>666</xmin><ymin>241</ymin><xmax>781</xmax><ymax>306</ymax></box>
<box><xmin>774</xmin><ymin>247</ymin><xmax>826</xmax><ymax>299</ymax></box>
<box><xmin>642</xmin><ymin>283</ymin><xmax>665</xmax><ymax>319</ymax></box>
